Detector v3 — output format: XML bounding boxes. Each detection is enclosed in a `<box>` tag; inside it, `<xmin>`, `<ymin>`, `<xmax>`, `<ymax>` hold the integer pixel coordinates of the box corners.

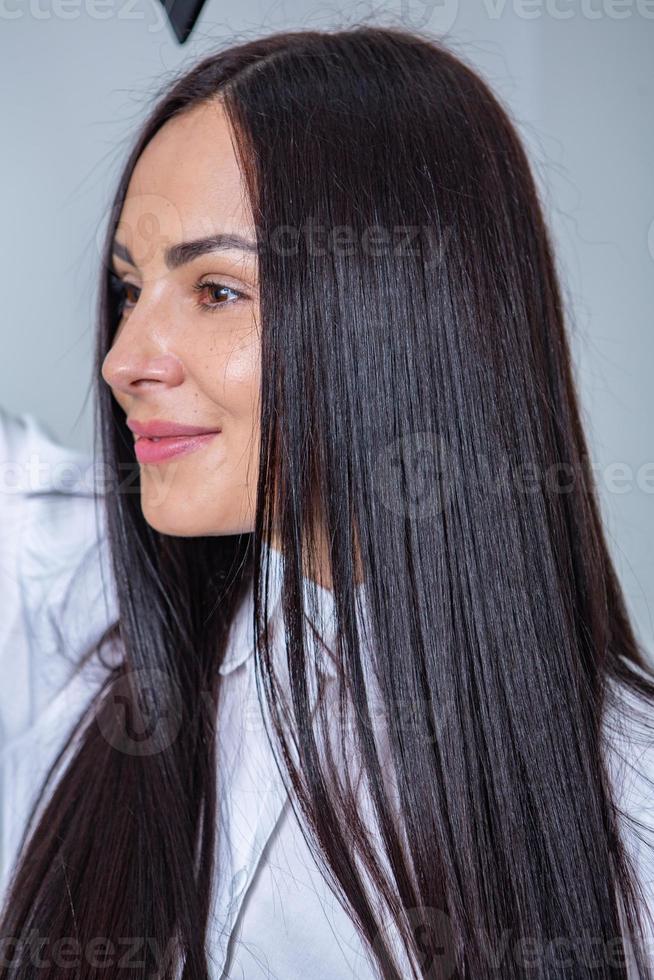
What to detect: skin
<box><xmin>102</xmin><ymin>98</ymin><xmax>262</xmax><ymax>540</ymax></box>
<box><xmin>101</xmin><ymin>97</ymin><xmax>359</xmax><ymax>590</ymax></box>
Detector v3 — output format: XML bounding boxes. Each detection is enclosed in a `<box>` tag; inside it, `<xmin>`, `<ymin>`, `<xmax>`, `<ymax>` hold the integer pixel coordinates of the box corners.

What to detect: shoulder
<box><xmin>603</xmin><ymin>660</ymin><xmax>654</xmax><ymax>818</ymax></box>
<box><xmin>0</xmin><ymin>404</ymin><xmax>93</xmax><ymax>490</ymax></box>
<box><xmin>603</xmin><ymin>660</ymin><xmax>654</xmax><ymax>953</ymax></box>
<box><xmin>0</xmin><ymin>404</ymin><xmax>119</xmax><ymax>746</ymax></box>
<box><xmin>0</xmin><ymin>403</ymin><xmax>109</xmax><ymax>596</ymax></box>
<box><xmin>0</xmin><ymin>405</ymin><xmax>99</xmax><ymax>549</ymax></box>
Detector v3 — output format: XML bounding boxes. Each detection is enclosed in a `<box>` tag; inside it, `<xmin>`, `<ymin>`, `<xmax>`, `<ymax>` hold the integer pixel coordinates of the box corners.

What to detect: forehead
<box><xmin>118</xmin><ymin>99</ymin><xmax>254</xmax><ymax>254</ymax></box>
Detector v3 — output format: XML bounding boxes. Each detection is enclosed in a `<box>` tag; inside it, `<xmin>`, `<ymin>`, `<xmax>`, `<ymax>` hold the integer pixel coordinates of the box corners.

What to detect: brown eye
<box><xmin>108</xmin><ymin>272</ymin><xmax>140</xmax><ymax>314</ymax></box>
<box><xmin>121</xmin><ymin>282</ymin><xmax>140</xmax><ymax>310</ymax></box>
<box><xmin>192</xmin><ymin>279</ymin><xmax>245</xmax><ymax>312</ymax></box>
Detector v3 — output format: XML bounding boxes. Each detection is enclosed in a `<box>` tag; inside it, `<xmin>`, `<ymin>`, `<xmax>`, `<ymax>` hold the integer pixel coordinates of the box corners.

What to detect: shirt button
<box><xmin>231</xmin><ymin>866</ymin><xmax>248</xmax><ymax>900</ymax></box>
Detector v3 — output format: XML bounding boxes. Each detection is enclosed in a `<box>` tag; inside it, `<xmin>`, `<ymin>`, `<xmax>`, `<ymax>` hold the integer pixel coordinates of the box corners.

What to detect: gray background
<box><xmin>1</xmin><ymin>0</ymin><xmax>652</xmax><ymax>651</ymax></box>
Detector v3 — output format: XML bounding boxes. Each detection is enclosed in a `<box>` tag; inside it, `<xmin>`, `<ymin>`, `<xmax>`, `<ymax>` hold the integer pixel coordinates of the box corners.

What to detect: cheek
<box><xmin>205</xmin><ymin>334</ymin><xmax>260</xmax><ymax>427</ymax></box>
<box><xmin>199</xmin><ymin>335</ymin><xmax>261</xmax><ymax>471</ymax></box>
<box><xmin>137</xmin><ymin>332</ymin><xmax>262</xmax><ymax>536</ymax></box>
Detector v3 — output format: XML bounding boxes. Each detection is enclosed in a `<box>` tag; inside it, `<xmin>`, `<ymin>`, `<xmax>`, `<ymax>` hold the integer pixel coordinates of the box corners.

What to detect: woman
<box><xmin>1</xmin><ymin>24</ymin><xmax>653</xmax><ymax>979</ymax></box>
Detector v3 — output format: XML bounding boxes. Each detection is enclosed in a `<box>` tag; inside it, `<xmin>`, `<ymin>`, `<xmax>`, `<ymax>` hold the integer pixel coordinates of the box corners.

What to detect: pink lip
<box><xmin>126</xmin><ymin>417</ymin><xmax>222</xmax><ymax>465</ymax></box>
<box><xmin>134</xmin><ymin>432</ymin><xmax>220</xmax><ymax>465</ymax></box>
<box><xmin>127</xmin><ymin>418</ymin><xmax>221</xmax><ymax>438</ymax></box>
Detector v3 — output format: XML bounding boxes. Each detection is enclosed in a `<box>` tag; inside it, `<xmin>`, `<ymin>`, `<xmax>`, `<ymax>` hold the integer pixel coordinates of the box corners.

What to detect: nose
<box><xmin>101</xmin><ymin>317</ymin><xmax>185</xmax><ymax>395</ymax></box>
<box><xmin>102</xmin><ymin>350</ymin><xmax>185</xmax><ymax>394</ymax></box>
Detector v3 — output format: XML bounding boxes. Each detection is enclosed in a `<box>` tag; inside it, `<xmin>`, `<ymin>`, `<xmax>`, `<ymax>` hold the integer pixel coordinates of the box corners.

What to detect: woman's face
<box><xmin>101</xmin><ymin>99</ymin><xmax>261</xmax><ymax>537</ymax></box>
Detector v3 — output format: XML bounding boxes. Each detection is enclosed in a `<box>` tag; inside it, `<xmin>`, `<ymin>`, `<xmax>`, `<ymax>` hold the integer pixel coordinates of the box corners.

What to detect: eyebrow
<box><xmin>111</xmin><ymin>233</ymin><xmax>258</xmax><ymax>272</ymax></box>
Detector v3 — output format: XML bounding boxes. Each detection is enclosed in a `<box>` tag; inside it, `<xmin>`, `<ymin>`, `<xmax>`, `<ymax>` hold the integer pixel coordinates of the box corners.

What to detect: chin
<box><xmin>140</xmin><ymin>506</ymin><xmax>204</xmax><ymax>537</ymax></box>
<box><xmin>136</xmin><ymin>464</ymin><xmax>256</xmax><ymax>537</ymax></box>
<box><xmin>139</xmin><ymin>497</ymin><xmax>250</xmax><ymax>538</ymax></box>
<box><xmin>137</xmin><ymin>489</ymin><xmax>203</xmax><ymax>537</ymax></box>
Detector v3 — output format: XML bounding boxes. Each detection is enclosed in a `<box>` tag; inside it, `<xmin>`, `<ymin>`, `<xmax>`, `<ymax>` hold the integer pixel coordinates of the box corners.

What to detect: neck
<box><xmin>267</xmin><ymin>527</ymin><xmax>364</xmax><ymax>592</ymax></box>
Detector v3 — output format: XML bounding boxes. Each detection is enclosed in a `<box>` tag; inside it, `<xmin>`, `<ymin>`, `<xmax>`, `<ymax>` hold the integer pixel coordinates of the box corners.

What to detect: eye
<box><xmin>192</xmin><ymin>279</ymin><xmax>246</xmax><ymax>313</ymax></box>
<box><xmin>107</xmin><ymin>272</ymin><xmax>246</xmax><ymax>317</ymax></box>
<box><xmin>108</xmin><ymin>272</ymin><xmax>140</xmax><ymax>314</ymax></box>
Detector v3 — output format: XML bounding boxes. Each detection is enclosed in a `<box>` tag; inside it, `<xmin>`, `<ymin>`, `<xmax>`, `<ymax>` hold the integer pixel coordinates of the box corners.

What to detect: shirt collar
<box><xmin>22</xmin><ymin>464</ymin><xmax>348</xmax><ymax>684</ymax></box>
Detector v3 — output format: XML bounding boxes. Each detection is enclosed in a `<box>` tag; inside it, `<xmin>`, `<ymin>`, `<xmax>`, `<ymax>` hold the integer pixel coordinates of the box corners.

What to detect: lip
<box><xmin>126</xmin><ymin>418</ymin><xmax>222</xmax><ymax>465</ymax></box>
<box><xmin>133</xmin><ymin>432</ymin><xmax>220</xmax><ymax>465</ymax></box>
<box><xmin>127</xmin><ymin>418</ymin><xmax>221</xmax><ymax>438</ymax></box>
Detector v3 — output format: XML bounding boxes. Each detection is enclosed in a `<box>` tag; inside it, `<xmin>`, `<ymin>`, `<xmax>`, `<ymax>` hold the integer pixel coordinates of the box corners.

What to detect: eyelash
<box><xmin>108</xmin><ymin>272</ymin><xmax>246</xmax><ymax>315</ymax></box>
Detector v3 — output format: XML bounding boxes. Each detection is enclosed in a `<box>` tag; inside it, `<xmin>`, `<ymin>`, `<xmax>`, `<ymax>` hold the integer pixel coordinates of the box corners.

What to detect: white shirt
<box><xmin>0</xmin><ymin>406</ymin><xmax>383</xmax><ymax>979</ymax></box>
<box><xmin>1</xmin><ymin>404</ymin><xmax>653</xmax><ymax>978</ymax></box>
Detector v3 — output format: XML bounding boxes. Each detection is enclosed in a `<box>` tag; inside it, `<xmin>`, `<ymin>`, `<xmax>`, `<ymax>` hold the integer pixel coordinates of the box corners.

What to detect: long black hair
<box><xmin>2</xmin><ymin>24</ymin><xmax>654</xmax><ymax>979</ymax></box>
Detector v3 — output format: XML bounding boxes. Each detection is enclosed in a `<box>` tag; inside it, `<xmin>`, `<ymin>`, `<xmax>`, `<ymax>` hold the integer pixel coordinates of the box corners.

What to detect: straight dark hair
<box><xmin>2</xmin><ymin>23</ymin><xmax>654</xmax><ymax>979</ymax></box>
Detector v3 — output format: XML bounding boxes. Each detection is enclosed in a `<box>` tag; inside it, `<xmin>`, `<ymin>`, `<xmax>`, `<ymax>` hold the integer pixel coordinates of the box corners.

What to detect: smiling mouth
<box><xmin>134</xmin><ymin>431</ymin><xmax>221</xmax><ymax>464</ymax></box>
